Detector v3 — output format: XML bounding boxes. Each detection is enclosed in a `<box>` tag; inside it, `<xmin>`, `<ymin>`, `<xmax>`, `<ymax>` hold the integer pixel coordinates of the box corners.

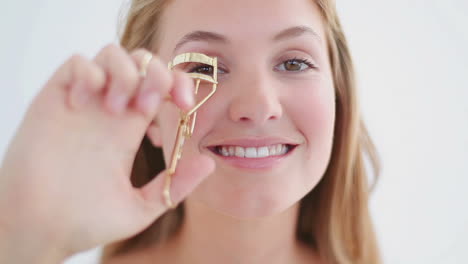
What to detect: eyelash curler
<box><xmin>164</xmin><ymin>52</ymin><xmax>218</xmax><ymax>209</ymax></box>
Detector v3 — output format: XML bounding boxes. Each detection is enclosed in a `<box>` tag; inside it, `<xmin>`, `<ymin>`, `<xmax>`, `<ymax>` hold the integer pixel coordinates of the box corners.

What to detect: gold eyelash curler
<box><xmin>164</xmin><ymin>52</ymin><xmax>218</xmax><ymax>209</ymax></box>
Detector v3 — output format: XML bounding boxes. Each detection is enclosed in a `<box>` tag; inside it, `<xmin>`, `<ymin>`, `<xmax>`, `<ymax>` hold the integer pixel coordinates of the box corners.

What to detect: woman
<box><xmin>0</xmin><ymin>0</ymin><xmax>380</xmax><ymax>263</ymax></box>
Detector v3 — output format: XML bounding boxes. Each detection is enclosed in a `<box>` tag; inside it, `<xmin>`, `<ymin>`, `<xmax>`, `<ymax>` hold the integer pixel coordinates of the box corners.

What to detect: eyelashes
<box><xmin>276</xmin><ymin>57</ymin><xmax>317</xmax><ymax>72</ymax></box>
<box><xmin>187</xmin><ymin>64</ymin><xmax>218</xmax><ymax>75</ymax></box>
<box><xmin>186</xmin><ymin>57</ymin><xmax>318</xmax><ymax>75</ymax></box>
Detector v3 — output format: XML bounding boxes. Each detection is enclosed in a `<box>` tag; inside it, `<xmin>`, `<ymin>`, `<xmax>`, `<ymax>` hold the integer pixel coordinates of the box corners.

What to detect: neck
<box><xmin>166</xmin><ymin>199</ymin><xmax>315</xmax><ymax>264</ymax></box>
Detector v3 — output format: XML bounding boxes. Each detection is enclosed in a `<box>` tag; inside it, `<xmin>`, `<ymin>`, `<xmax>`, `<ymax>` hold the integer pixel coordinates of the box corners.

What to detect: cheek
<box><xmin>288</xmin><ymin>80</ymin><xmax>336</xmax><ymax>162</ymax></box>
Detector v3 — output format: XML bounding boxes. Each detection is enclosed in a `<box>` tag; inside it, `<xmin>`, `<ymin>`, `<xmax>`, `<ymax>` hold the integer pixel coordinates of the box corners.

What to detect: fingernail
<box><xmin>139</xmin><ymin>90</ymin><xmax>161</xmax><ymax>115</ymax></box>
<box><xmin>109</xmin><ymin>92</ymin><xmax>128</xmax><ymax>114</ymax></box>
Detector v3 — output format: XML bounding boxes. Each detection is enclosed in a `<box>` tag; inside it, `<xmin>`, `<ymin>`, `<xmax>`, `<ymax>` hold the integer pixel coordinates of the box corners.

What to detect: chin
<box><xmin>217</xmin><ymin>203</ymin><xmax>298</xmax><ymax>220</ymax></box>
<box><xmin>186</xmin><ymin>186</ymin><xmax>302</xmax><ymax>220</ymax></box>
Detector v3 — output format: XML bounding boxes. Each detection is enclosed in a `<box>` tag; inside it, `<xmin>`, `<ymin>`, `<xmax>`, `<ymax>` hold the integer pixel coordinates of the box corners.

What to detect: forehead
<box><xmin>157</xmin><ymin>0</ymin><xmax>326</xmax><ymax>57</ymax></box>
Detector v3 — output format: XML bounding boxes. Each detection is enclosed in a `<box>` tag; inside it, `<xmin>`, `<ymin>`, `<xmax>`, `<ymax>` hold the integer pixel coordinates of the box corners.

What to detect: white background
<box><xmin>1</xmin><ymin>0</ymin><xmax>467</xmax><ymax>263</ymax></box>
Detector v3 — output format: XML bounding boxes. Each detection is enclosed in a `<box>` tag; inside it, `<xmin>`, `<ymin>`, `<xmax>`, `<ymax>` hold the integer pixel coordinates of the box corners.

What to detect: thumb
<box><xmin>136</xmin><ymin>154</ymin><xmax>215</xmax><ymax>219</ymax></box>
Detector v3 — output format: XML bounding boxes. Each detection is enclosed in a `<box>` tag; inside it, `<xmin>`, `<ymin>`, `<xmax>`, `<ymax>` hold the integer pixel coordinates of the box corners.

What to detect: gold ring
<box><xmin>140</xmin><ymin>52</ymin><xmax>153</xmax><ymax>77</ymax></box>
<box><xmin>163</xmin><ymin>172</ymin><xmax>177</xmax><ymax>209</ymax></box>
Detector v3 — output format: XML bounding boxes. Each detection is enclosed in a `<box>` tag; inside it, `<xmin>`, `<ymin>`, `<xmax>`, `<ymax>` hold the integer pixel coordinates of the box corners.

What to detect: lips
<box><xmin>203</xmin><ymin>137</ymin><xmax>301</xmax><ymax>170</ymax></box>
<box><xmin>208</xmin><ymin>144</ymin><xmax>296</xmax><ymax>158</ymax></box>
<box><xmin>205</xmin><ymin>137</ymin><xmax>301</xmax><ymax>148</ymax></box>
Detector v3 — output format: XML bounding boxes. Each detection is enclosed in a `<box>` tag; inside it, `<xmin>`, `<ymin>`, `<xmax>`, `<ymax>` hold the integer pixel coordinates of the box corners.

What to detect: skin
<box><xmin>142</xmin><ymin>0</ymin><xmax>336</xmax><ymax>263</ymax></box>
<box><xmin>0</xmin><ymin>0</ymin><xmax>335</xmax><ymax>263</ymax></box>
<box><xmin>0</xmin><ymin>44</ymin><xmax>211</xmax><ymax>263</ymax></box>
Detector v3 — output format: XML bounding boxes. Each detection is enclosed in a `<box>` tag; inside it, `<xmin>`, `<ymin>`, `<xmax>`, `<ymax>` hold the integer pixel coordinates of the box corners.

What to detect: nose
<box><xmin>228</xmin><ymin>72</ymin><xmax>282</xmax><ymax>125</ymax></box>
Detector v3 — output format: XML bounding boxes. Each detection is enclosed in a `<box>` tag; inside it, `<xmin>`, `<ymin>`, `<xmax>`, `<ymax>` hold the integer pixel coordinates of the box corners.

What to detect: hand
<box><xmin>0</xmin><ymin>44</ymin><xmax>215</xmax><ymax>260</ymax></box>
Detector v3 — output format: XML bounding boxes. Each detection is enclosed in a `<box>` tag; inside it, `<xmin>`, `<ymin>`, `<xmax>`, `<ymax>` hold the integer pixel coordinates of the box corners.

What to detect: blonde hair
<box><xmin>101</xmin><ymin>0</ymin><xmax>381</xmax><ymax>263</ymax></box>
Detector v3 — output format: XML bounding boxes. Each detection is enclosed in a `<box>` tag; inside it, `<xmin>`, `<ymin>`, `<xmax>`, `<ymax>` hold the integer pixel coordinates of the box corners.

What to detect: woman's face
<box><xmin>153</xmin><ymin>0</ymin><xmax>335</xmax><ymax>218</ymax></box>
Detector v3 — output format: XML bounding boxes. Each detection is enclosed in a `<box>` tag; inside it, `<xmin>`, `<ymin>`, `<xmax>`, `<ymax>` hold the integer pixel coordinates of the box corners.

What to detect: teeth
<box><xmin>276</xmin><ymin>144</ymin><xmax>282</xmax><ymax>154</ymax></box>
<box><xmin>215</xmin><ymin>144</ymin><xmax>291</xmax><ymax>158</ymax></box>
<box><xmin>220</xmin><ymin>146</ymin><xmax>229</xmax><ymax>156</ymax></box>
<box><xmin>235</xmin><ymin>146</ymin><xmax>245</xmax><ymax>157</ymax></box>
<box><xmin>245</xmin><ymin>147</ymin><xmax>257</xmax><ymax>158</ymax></box>
<box><xmin>257</xmin><ymin>146</ymin><xmax>269</xmax><ymax>158</ymax></box>
<box><xmin>269</xmin><ymin>145</ymin><xmax>277</xmax><ymax>155</ymax></box>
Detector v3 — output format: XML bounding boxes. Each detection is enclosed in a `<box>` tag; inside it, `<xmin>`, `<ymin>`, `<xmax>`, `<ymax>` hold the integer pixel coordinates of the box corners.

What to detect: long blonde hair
<box><xmin>101</xmin><ymin>0</ymin><xmax>381</xmax><ymax>263</ymax></box>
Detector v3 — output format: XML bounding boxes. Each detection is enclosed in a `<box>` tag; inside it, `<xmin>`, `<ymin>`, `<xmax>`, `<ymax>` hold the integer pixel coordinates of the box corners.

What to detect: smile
<box><xmin>207</xmin><ymin>144</ymin><xmax>298</xmax><ymax>170</ymax></box>
<box><xmin>211</xmin><ymin>144</ymin><xmax>295</xmax><ymax>158</ymax></box>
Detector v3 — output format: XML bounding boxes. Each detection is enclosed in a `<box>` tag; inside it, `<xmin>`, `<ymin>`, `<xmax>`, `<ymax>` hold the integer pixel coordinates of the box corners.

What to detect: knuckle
<box><xmin>68</xmin><ymin>54</ymin><xmax>90</xmax><ymax>81</ymax></box>
<box><xmin>68</xmin><ymin>54</ymin><xmax>86</xmax><ymax>69</ymax></box>
<box><xmin>102</xmin><ymin>43</ymin><xmax>121</xmax><ymax>55</ymax></box>
<box><xmin>153</xmin><ymin>58</ymin><xmax>173</xmax><ymax>92</ymax></box>
<box><xmin>133</xmin><ymin>48</ymin><xmax>150</xmax><ymax>56</ymax></box>
<box><xmin>87</xmin><ymin>64</ymin><xmax>106</xmax><ymax>92</ymax></box>
<box><xmin>119</xmin><ymin>72</ymin><xmax>140</xmax><ymax>93</ymax></box>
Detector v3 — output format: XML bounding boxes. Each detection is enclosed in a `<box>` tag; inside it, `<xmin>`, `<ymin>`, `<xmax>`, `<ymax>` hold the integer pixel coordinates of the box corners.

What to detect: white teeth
<box><xmin>279</xmin><ymin>145</ymin><xmax>287</xmax><ymax>155</ymax></box>
<box><xmin>215</xmin><ymin>144</ymin><xmax>291</xmax><ymax>158</ymax></box>
<box><xmin>221</xmin><ymin>146</ymin><xmax>229</xmax><ymax>156</ymax></box>
<box><xmin>245</xmin><ymin>147</ymin><xmax>257</xmax><ymax>158</ymax></box>
<box><xmin>269</xmin><ymin>145</ymin><xmax>277</xmax><ymax>155</ymax></box>
<box><xmin>228</xmin><ymin>146</ymin><xmax>235</xmax><ymax>156</ymax></box>
<box><xmin>276</xmin><ymin>144</ymin><xmax>282</xmax><ymax>154</ymax></box>
<box><xmin>235</xmin><ymin>146</ymin><xmax>245</xmax><ymax>157</ymax></box>
<box><xmin>257</xmin><ymin>146</ymin><xmax>269</xmax><ymax>158</ymax></box>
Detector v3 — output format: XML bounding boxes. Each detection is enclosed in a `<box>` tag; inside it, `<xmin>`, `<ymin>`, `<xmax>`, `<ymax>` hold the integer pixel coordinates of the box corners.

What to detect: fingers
<box><xmin>92</xmin><ymin>44</ymin><xmax>195</xmax><ymax>119</ymax></box>
<box><xmin>169</xmin><ymin>70</ymin><xmax>195</xmax><ymax>112</ymax></box>
<box><xmin>131</xmin><ymin>51</ymin><xmax>195</xmax><ymax>117</ymax></box>
<box><xmin>48</xmin><ymin>44</ymin><xmax>197</xmax><ymax>121</ymax></box>
<box><xmin>130</xmin><ymin>49</ymin><xmax>172</xmax><ymax>119</ymax></box>
<box><xmin>46</xmin><ymin>54</ymin><xmax>106</xmax><ymax>109</ymax></box>
<box><xmin>94</xmin><ymin>44</ymin><xmax>141</xmax><ymax>115</ymax></box>
<box><xmin>136</xmin><ymin>154</ymin><xmax>215</xmax><ymax>218</ymax></box>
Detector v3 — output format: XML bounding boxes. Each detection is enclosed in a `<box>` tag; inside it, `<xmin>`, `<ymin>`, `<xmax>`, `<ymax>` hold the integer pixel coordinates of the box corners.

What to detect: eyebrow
<box><xmin>173</xmin><ymin>26</ymin><xmax>321</xmax><ymax>54</ymax></box>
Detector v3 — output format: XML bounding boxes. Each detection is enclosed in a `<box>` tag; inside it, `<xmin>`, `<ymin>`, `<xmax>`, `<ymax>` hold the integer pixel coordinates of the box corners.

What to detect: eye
<box><xmin>187</xmin><ymin>63</ymin><xmax>226</xmax><ymax>75</ymax></box>
<box><xmin>188</xmin><ymin>64</ymin><xmax>213</xmax><ymax>75</ymax></box>
<box><xmin>276</xmin><ymin>58</ymin><xmax>317</xmax><ymax>72</ymax></box>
